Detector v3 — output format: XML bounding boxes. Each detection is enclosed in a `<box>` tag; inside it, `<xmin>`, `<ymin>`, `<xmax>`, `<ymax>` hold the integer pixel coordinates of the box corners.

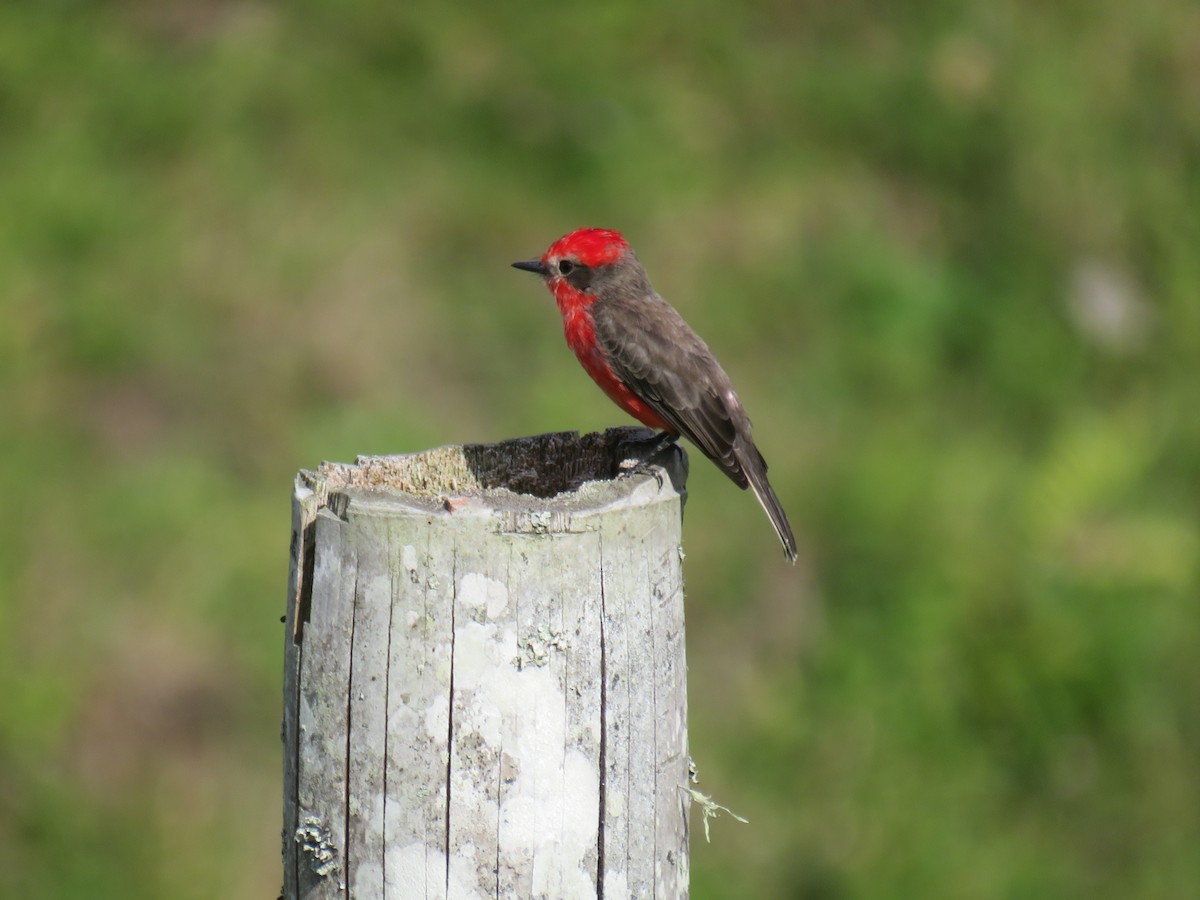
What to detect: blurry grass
<box><xmin>2</xmin><ymin>0</ymin><xmax>1199</xmax><ymax>897</ymax></box>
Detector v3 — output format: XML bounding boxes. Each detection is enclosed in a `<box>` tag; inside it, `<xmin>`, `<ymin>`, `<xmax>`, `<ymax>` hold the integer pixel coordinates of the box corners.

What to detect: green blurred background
<box><xmin>3</xmin><ymin>1</ymin><xmax>1198</xmax><ymax>897</ymax></box>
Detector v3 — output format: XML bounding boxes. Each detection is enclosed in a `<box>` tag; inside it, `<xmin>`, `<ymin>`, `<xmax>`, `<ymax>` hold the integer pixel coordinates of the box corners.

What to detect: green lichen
<box><xmin>294</xmin><ymin>817</ymin><xmax>340</xmax><ymax>878</ymax></box>
<box><xmin>682</xmin><ymin>760</ymin><xmax>749</xmax><ymax>843</ymax></box>
<box><xmin>513</xmin><ymin>624</ymin><xmax>570</xmax><ymax>669</ymax></box>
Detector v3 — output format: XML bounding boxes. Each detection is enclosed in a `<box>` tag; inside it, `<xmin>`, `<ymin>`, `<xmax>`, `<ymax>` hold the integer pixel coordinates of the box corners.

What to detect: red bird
<box><xmin>514</xmin><ymin>227</ymin><xmax>797</xmax><ymax>561</ymax></box>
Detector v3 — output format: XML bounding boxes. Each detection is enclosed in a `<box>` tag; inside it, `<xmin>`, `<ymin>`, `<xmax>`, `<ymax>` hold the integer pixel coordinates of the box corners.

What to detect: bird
<box><xmin>513</xmin><ymin>227</ymin><xmax>797</xmax><ymax>562</ymax></box>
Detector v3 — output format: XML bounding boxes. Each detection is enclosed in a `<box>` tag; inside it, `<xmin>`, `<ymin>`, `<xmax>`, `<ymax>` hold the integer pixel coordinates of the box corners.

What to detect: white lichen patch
<box><xmin>607</xmin><ymin>791</ymin><xmax>625</xmax><ymax>818</ymax></box>
<box><xmin>500</xmin><ymin>747</ymin><xmax>599</xmax><ymax>898</ymax></box>
<box><xmin>451</xmin><ymin>620</ymin><xmax>508</xmax><ymax>747</ymax></box>
<box><xmin>458</xmin><ymin>572</ymin><xmax>510</xmax><ymax>619</ymax></box>
<box><xmin>438</xmin><ymin>616</ymin><xmax>599</xmax><ymax>895</ymax></box>
<box><xmin>424</xmin><ymin>692</ymin><xmax>449</xmax><ymax>742</ymax></box>
<box><xmin>387</xmin><ymin>842</ymin><xmax>483</xmax><ymax>899</ymax></box>
<box><xmin>401</xmin><ymin>544</ymin><xmax>419</xmax><ymax>582</ymax></box>
<box><xmin>451</xmin><ymin>620</ymin><xmax>503</xmax><ymax>691</ymax></box>
<box><xmin>605</xmin><ymin>869</ymin><xmax>630</xmax><ymax>899</ymax></box>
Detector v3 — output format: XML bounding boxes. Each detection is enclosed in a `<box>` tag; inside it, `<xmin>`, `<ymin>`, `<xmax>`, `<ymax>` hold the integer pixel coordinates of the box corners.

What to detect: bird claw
<box><xmin>615</xmin><ymin>430</ymin><xmax>680</xmax><ymax>489</ymax></box>
<box><xmin>617</xmin><ymin>456</ymin><xmax>666</xmax><ymax>489</ymax></box>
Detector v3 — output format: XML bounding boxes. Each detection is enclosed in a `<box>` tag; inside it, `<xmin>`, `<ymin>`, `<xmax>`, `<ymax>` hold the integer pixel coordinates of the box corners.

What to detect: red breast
<box><xmin>549</xmin><ymin>275</ymin><xmax>671</xmax><ymax>431</ymax></box>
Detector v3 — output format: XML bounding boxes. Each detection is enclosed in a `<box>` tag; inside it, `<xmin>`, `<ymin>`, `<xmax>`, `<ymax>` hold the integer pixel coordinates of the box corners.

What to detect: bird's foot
<box><xmin>617</xmin><ymin>457</ymin><xmax>665</xmax><ymax>488</ymax></box>
<box><xmin>616</xmin><ymin>431</ymin><xmax>680</xmax><ymax>488</ymax></box>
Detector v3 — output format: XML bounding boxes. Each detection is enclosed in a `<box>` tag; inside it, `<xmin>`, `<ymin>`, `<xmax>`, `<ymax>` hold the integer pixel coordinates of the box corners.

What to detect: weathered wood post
<box><xmin>282</xmin><ymin>428</ymin><xmax>691</xmax><ymax>899</ymax></box>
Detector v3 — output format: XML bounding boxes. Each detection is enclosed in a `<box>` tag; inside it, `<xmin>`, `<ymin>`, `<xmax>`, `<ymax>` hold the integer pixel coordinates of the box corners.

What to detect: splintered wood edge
<box><xmin>297</xmin><ymin>427</ymin><xmax>686</xmax><ymax>511</ymax></box>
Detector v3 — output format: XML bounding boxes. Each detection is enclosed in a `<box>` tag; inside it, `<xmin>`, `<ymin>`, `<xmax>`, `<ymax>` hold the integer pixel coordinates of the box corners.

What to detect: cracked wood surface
<box><xmin>282</xmin><ymin>429</ymin><xmax>691</xmax><ymax>899</ymax></box>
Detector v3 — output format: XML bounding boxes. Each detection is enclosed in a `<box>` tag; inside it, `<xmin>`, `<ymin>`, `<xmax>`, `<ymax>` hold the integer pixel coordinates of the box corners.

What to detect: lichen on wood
<box><xmin>282</xmin><ymin>429</ymin><xmax>691</xmax><ymax>899</ymax></box>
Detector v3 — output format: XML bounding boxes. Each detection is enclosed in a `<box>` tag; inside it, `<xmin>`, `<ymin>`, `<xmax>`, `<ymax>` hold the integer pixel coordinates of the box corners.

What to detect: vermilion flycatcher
<box><xmin>514</xmin><ymin>227</ymin><xmax>797</xmax><ymax>561</ymax></box>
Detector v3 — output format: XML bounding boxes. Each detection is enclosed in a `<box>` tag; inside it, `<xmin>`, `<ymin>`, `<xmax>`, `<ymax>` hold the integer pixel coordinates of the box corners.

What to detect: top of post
<box><xmin>297</xmin><ymin>427</ymin><xmax>688</xmax><ymax>520</ymax></box>
<box><xmin>287</xmin><ymin>427</ymin><xmax>688</xmax><ymax>644</ymax></box>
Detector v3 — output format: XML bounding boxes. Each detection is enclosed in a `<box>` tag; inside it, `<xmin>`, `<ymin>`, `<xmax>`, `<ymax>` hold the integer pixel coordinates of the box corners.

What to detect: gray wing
<box><xmin>590</xmin><ymin>293</ymin><xmax>751</xmax><ymax>487</ymax></box>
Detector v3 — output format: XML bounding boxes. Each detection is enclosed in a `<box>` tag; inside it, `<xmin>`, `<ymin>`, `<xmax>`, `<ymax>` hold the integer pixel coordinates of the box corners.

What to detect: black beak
<box><xmin>512</xmin><ymin>258</ymin><xmax>548</xmax><ymax>276</ymax></box>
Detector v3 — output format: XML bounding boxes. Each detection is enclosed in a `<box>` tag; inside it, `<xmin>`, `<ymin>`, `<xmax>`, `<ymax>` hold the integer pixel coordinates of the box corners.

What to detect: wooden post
<box><xmin>282</xmin><ymin>428</ymin><xmax>691</xmax><ymax>899</ymax></box>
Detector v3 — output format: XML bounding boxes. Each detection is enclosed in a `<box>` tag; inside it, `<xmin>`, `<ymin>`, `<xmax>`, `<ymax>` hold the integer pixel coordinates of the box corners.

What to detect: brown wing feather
<box><xmin>590</xmin><ymin>292</ymin><xmax>751</xmax><ymax>487</ymax></box>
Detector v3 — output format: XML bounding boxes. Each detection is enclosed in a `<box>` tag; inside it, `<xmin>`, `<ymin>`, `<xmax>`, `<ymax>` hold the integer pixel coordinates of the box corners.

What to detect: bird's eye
<box><xmin>558</xmin><ymin>260</ymin><xmax>575</xmax><ymax>276</ymax></box>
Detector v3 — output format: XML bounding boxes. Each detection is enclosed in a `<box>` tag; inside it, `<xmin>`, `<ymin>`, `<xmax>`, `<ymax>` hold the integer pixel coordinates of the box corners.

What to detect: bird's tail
<box><xmin>738</xmin><ymin>442</ymin><xmax>798</xmax><ymax>563</ymax></box>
